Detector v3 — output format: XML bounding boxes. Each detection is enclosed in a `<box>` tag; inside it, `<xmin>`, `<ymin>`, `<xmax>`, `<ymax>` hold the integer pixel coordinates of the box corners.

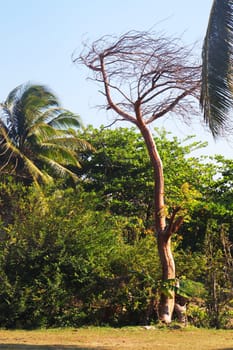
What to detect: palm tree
<box><xmin>0</xmin><ymin>83</ymin><xmax>90</xmax><ymax>186</ymax></box>
<box><xmin>201</xmin><ymin>0</ymin><xmax>233</xmax><ymax>137</ymax></box>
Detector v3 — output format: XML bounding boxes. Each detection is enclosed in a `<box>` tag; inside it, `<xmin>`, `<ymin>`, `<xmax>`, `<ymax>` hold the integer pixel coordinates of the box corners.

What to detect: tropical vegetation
<box><xmin>0</xmin><ymin>0</ymin><xmax>233</xmax><ymax>331</ymax></box>
<box><xmin>0</xmin><ymin>127</ymin><xmax>232</xmax><ymax>329</ymax></box>
<box><xmin>201</xmin><ymin>0</ymin><xmax>233</xmax><ymax>136</ymax></box>
<box><xmin>0</xmin><ymin>83</ymin><xmax>90</xmax><ymax>187</ymax></box>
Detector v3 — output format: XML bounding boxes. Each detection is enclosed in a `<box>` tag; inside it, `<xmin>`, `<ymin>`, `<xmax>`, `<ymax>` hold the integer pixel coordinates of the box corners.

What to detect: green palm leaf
<box><xmin>4</xmin><ymin>84</ymin><xmax>59</xmax><ymax>138</ymax></box>
<box><xmin>0</xmin><ymin>82</ymin><xmax>90</xmax><ymax>185</ymax></box>
<box><xmin>28</xmin><ymin>123</ymin><xmax>64</xmax><ymax>142</ymax></box>
<box><xmin>201</xmin><ymin>0</ymin><xmax>233</xmax><ymax>137</ymax></box>
<box><xmin>38</xmin><ymin>142</ymin><xmax>81</xmax><ymax>166</ymax></box>
<box><xmin>46</xmin><ymin>109</ymin><xmax>82</xmax><ymax>129</ymax></box>
<box><xmin>42</xmin><ymin>135</ymin><xmax>92</xmax><ymax>151</ymax></box>
<box><xmin>22</xmin><ymin>154</ymin><xmax>53</xmax><ymax>184</ymax></box>
<box><xmin>0</xmin><ymin>125</ymin><xmax>51</xmax><ymax>183</ymax></box>
<box><xmin>38</xmin><ymin>154</ymin><xmax>79</xmax><ymax>180</ymax></box>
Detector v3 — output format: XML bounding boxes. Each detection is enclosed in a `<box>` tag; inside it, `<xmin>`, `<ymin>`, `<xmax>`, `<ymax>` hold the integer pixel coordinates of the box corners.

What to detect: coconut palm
<box><xmin>201</xmin><ymin>0</ymin><xmax>233</xmax><ymax>137</ymax></box>
<box><xmin>0</xmin><ymin>83</ymin><xmax>90</xmax><ymax>186</ymax></box>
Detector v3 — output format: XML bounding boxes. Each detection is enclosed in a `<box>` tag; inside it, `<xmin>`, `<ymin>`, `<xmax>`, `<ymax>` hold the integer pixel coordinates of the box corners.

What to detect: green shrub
<box><xmin>0</xmin><ymin>182</ymin><xmax>161</xmax><ymax>328</ymax></box>
<box><xmin>187</xmin><ymin>304</ymin><xmax>209</xmax><ymax>328</ymax></box>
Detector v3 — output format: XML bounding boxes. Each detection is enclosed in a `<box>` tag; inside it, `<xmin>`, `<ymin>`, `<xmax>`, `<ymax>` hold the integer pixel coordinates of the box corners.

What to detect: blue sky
<box><xmin>1</xmin><ymin>0</ymin><xmax>232</xmax><ymax>158</ymax></box>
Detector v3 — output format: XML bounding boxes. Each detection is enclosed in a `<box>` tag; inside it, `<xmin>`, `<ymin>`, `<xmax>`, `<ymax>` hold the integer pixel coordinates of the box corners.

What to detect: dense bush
<box><xmin>0</xmin><ymin>127</ymin><xmax>232</xmax><ymax>329</ymax></box>
<box><xmin>0</xmin><ymin>182</ymin><xmax>161</xmax><ymax>328</ymax></box>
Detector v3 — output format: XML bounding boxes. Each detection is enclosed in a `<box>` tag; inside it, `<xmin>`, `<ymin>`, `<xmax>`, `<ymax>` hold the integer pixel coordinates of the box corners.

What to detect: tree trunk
<box><xmin>157</xmin><ymin>233</ymin><xmax>175</xmax><ymax>323</ymax></box>
<box><xmin>138</xmin><ymin>122</ymin><xmax>175</xmax><ymax>323</ymax></box>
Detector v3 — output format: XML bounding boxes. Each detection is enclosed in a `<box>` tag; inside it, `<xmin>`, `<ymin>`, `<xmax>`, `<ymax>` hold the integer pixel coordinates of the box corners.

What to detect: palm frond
<box><xmin>0</xmin><ymin>125</ymin><xmax>19</xmax><ymax>155</ymax></box>
<box><xmin>201</xmin><ymin>0</ymin><xmax>233</xmax><ymax>137</ymax></box>
<box><xmin>0</xmin><ymin>82</ymin><xmax>86</xmax><ymax>185</ymax></box>
<box><xmin>0</xmin><ymin>104</ymin><xmax>11</xmax><ymax>126</ymax></box>
<box><xmin>5</xmin><ymin>83</ymin><xmax>59</xmax><ymax>128</ymax></box>
<box><xmin>38</xmin><ymin>154</ymin><xmax>79</xmax><ymax>180</ymax></box>
<box><xmin>21</xmin><ymin>85</ymin><xmax>59</xmax><ymax>128</ymax></box>
<box><xmin>20</xmin><ymin>84</ymin><xmax>59</xmax><ymax>110</ymax></box>
<box><xmin>0</xmin><ymin>125</ymin><xmax>50</xmax><ymax>183</ymax></box>
<box><xmin>28</xmin><ymin>122</ymin><xmax>64</xmax><ymax>142</ymax></box>
<box><xmin>41</xmin><ymin>135</ymin><xmax>93</xmax><ymax>151</ymax></box>
<box><xmin>47</xmin><ymin>110</ymin><xmax>82</xmax><ymax>129</ymax></box>
<box><xmin>38</xmin><ymin>142</ymin><xmax>81</xmax><ymax>167</ymax></box>
<box><xmin>5</xmin><ymin>84</ymin><xmax>22</xmax><ymax>105</ymax></box>
<box><xmin>22</xmin><ymin>154</ymin><xmax>53</xmax><ymax>184</ymax></box>
<box><xmin>0</xmin><ymin>126</ymin><xmax>17</xmax><ymax>171</ymax></box>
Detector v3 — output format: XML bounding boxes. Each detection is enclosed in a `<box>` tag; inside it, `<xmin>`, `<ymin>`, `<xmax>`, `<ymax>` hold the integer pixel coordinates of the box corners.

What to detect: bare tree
<box><xmin>74</xmin><ymin>30</ymin><xmax>201</xmax><ymax>323</ymax></box>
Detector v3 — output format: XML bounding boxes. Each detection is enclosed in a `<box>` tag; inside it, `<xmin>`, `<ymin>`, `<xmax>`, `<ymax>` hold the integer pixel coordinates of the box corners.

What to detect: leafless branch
<box><xmin>74</xmin><ymin>29</ymin><xmax>201</xmax><ymax>126</ymax></box>
<box><xmin>102</xmin><ymin>119</ymin><xmax>125</xmax><ymax>129</ymax></box>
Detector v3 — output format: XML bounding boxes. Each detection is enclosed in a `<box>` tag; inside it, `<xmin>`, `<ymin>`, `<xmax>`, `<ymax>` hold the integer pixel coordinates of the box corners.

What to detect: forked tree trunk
<box><xmin>138</xmin><ymin>122</ymin><xmax>175</xmax><ymax>323</ymax></box>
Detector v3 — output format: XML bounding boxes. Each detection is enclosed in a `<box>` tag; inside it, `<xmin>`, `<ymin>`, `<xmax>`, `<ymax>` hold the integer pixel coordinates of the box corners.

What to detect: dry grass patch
<box><xmin>0</xmin><ymin>327</ymin><xmax>232</xmax><ymax>350</ymax></box>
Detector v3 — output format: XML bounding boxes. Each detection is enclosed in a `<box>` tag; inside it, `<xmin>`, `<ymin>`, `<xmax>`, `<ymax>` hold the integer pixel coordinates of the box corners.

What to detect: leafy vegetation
<box><xmin>0</xmin><ymin>126</ymin><xmax>232</xmax><ymax>329</ymax></box>
<box><xmin>0</xmin><ymin>83</ymin><xmax>90</xmax><ymax>186</ymax></box>
<box><xmin>0</xmin><ymin>0</ymin><xmax>233</xmax><ymax>334</ymax></box>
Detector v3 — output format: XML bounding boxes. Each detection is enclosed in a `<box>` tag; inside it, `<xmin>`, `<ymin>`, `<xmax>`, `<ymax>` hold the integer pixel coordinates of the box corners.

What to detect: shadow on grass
<box><xmin>0</xmin><ymin>345</ymin><xmax>107</xmax><ymax>350</ymax></box>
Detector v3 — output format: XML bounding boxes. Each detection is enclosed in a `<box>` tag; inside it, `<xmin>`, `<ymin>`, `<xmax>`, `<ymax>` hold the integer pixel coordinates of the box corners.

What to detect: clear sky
<box><xmin>1</xmin><ymin>0</ymin><xmax>232</xmax><ymax>159</ymax></box>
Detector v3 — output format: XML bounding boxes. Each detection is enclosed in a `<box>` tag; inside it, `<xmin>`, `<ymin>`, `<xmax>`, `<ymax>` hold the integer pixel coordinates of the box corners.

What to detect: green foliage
<box><xmin>0</xmin><ymin>125</ymin><xmax>232</xmax><ymax>329</ymax></box>
<box><xmin>204</xmin><ymin>219</ymin><xmax>233</xmax><ymax>328</ymax></box>
<box><xmin>0</xmin><ymin>181</ymin><xmax>162</xmax><ymax>328</ymax></box>
<box><xmin>77</xmin><ymin>126</ymin><xmax>207</xmax><ymax>228</ymax></box>
<box><xmin>178</xmin><ymin>279</ymin><xmax>207</xmax><ymax>300</ymax></box>
<box><xmin>0</xmin><ymin>83</ymin><xmax>90</xmax><ymax>186</ymax></box>
<box><xmin>174</xmin><ymin>248</ymin><xmax>207</xmax><ymax>283</ymax></box>
<box><xmin>187</xmin><ymin>304</ymin><xmax>209</xmax><ymax>328</ymax></box>
<box><xmin>77</xmin><ymin>126</ymin><xmax>153</xmax><ymax>219</ymax></box>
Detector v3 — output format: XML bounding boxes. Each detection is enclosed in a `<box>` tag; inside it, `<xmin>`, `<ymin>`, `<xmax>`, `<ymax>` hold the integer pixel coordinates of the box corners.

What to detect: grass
<box><xmin>0</xmin><ymin>326</ymin><xmax>232</xmax><ymax>350</ymax></box>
